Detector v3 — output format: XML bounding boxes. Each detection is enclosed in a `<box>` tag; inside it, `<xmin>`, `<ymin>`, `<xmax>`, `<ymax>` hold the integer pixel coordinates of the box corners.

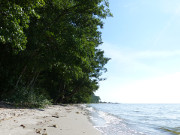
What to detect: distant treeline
<box><xmin>89</xmin><ymin>93</ymin><xmax>101</xmax><ymax>103</ymax></box>
<box><xmin>0</xmin><ymin>0</ymin><xmax>111</xmax><ymax>107</ymax></box>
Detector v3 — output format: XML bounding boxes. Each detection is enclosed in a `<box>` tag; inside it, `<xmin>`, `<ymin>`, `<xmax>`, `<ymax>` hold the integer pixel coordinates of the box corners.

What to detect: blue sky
<box><xmin>96</xmin><ymin>0</ymin><xmax>180</xmax><ymax>103</ymax></box>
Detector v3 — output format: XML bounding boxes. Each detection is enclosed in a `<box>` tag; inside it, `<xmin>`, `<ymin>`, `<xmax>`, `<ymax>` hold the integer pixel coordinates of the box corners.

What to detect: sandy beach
<box><xmin>0</xmin><ymin>104</ymin><xmax>101</xmax><ymax>135</ymax></box>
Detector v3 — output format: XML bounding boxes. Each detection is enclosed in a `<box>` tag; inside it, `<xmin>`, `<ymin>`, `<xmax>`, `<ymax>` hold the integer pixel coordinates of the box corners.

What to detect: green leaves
<box><xmin>0</xmin><ymin>0</ymin><xmax>45</xmax><ymax>53</ymax></box>
<box><xmin>0</xmin><ymin>0</ymin><xmax>112</xmax><ymax>105</ymax></box>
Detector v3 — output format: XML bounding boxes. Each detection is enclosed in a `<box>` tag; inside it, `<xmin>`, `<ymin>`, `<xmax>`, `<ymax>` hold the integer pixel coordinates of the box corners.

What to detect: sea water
<box><xmin>85</xmin><ymin>104</ymin><xmax>180</xmax><ymax>135</ymax></box>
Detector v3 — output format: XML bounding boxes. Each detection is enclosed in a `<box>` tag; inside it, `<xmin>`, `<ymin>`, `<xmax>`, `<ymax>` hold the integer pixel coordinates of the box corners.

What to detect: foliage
<box><xmin>89</xmin><ymin>93</ymin><xmax>101</xmax><ymax>103</ymax></box>
<box><xmin>5</xmin><ymin>87</ymin><xmax>51</xmax><ymax>108</ymax></box>
<box><xmin>0</xmin><ymin>0</ymin><xmax>112</xmax><ymax>107</ymax></box>
<box><xmin>0</xmin><ymin>0</ymin><xmax>45</xmax><ymax>53</ymax></box>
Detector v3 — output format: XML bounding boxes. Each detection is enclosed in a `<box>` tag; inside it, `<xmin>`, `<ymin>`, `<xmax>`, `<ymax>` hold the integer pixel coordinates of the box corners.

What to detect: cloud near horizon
<box><xmin>96</xmin><ymin>42</ymin><xmax>180</xmax><ymax>103</ymax></box>
<box><xmin>109</xmin><ymin>72</ymin><xmax>180</xmax><ymax>103</ymax></box>
<box><xmin>101</xmin><ymin>42</ymin><xmax>180</xmax><ymax>77</ymax></box>
<box><xmin>103</xmin><ymin>42</ymin><xmax>180</xmax><ymax>59</ymax></box>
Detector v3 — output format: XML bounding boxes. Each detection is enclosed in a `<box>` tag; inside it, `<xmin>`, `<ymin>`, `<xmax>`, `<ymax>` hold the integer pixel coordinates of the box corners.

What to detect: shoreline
<box><xmin>0</xmin><ymin>104</ymin><xmax>101</xmax><ymax>135</ymax></box>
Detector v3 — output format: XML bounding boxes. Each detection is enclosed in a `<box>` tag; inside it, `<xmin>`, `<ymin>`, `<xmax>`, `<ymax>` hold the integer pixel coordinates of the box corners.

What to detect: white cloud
<box><xmin>117</xmin><ymin>72</ymin><xmax>180</xmax><ymax>103</ymax></box>
<box><xmin>96</xmin><ymin>0</ymin><xmax>180</xmax><ymax>103</ymax></box>
<box><xmin>100</xmin><ymin>72</ymin><xmax>180</xmax><ymax>103</ymax></box>
<box><xmin>161</xmin><ymin>0</ymin><xmax>180</xmax><ymax>15</ymax></box>
<box><xmin>101</xmin><ymin>43</ymin><xmax>156</xmax><ymax>72</ymax></box>
<box><xmin>97</xmin><ymin>42</ymin><xmax>180</xmax><ymax>103</ymax></box>
<box><xmin>99</xmin><ymin>42</ymin><xmax>180</xmax><ymax>80</ymax></box>
<box><xmin>103</xmin><ymin>42</ymin><xmax>180</xmax><ymax>59</ymax></box>
<box><xmin>135</xmin><ymin>50</ymin><xmax>180</xmax><ymax>58</ymax></box>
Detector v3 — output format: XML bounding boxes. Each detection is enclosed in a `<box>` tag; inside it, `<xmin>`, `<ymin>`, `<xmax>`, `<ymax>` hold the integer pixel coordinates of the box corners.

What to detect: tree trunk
<box><xmin>15</xmin><ymin>65</ymin><xmax>27</xmax><ymax>88</ymax></box>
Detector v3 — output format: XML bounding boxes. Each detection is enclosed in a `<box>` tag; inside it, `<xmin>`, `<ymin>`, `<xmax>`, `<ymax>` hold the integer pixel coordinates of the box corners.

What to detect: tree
<box><xmin>89</xmin><ymin>93</ymin><xmax>101</xmax><ymax>103</ymax></box>
<box><xmin>0</xmin><ymin>0</ymin><xmax>112</xmax><ymax>106</ymax></box>
<box><xmin>0</xmin><ymin>0</ymin><xmax>45</xmax><ymax>101</ymax></box>
<box><xmin>0</xmin><ymin>0</ymin><xmax>45</xmax><ymax>52</ymax></box>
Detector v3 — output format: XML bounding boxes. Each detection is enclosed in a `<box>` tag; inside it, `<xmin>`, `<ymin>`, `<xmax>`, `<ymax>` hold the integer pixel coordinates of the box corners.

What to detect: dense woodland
<box><xmin>0</xmin><ymin>0</ymin><xmax>111</xmax><ymax>107</ymax></box>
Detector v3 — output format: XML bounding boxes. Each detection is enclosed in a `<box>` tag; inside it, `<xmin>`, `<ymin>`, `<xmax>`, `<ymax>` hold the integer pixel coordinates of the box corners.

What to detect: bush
<box><xmin>6</xmin><ymin>87</ymin><xmax>52</xmax><ymax>108</ymax></box>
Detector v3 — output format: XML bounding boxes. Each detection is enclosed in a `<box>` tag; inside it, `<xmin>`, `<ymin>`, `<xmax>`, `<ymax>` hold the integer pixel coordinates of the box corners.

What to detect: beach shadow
<box><xmin>0</xmin><ymin>101</ymin><xmax>16</xmax><ymax>109</ymax></box>
<box><xmin>0</xmin><ymin>101</ymin><xmax>45</xmax><ymax>111</ymax></box>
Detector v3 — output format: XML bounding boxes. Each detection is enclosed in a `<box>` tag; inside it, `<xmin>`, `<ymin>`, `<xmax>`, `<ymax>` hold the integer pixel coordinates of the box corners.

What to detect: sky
<box><xmin>96</xmin><ymin>0</ymin><xmax>180</xmax><ymax>103</ymax></box>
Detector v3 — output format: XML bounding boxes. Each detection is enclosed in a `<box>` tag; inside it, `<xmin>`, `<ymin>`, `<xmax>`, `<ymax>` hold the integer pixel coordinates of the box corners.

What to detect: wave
<box><xmin>85</xmin><ymin>105</ymin><xmax>147</xmax><ymax>135</ymax></box>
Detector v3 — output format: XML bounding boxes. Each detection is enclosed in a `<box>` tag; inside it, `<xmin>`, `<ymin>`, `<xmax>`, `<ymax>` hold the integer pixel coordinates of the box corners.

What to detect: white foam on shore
<box><xmin>84</xmin><ymin>104</ymin><xmax>147</xmax><ymax>135</ymax></box>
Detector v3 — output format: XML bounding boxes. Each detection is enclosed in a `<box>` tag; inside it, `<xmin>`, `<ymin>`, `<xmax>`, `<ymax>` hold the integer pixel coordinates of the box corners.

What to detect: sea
<box><xmin>84</xmin><ymin>103</ymin><xmax>180</xmax><ymax>135</ymax></box>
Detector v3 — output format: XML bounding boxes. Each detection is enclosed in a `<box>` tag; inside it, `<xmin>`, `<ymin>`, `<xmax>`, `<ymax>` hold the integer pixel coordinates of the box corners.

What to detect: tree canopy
<box><xmin>0</xmin><ymin>0</ymin><xmax>112</xmax><ymax>107</ymax></box>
